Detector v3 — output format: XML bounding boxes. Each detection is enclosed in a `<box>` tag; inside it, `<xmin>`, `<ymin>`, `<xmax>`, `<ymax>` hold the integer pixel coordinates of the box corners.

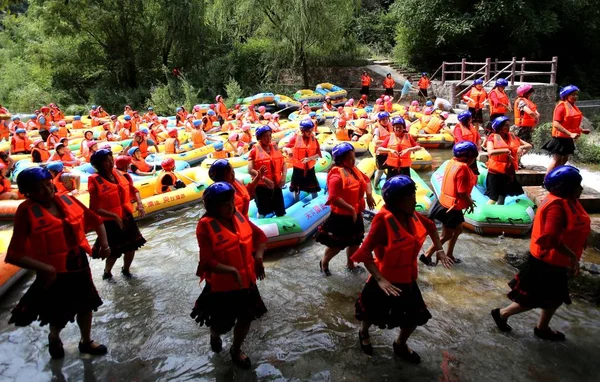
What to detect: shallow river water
<box><xmin>0</xmin><ymin>150</ymin><xmax>599</xmax><ymax>381</ymax></box>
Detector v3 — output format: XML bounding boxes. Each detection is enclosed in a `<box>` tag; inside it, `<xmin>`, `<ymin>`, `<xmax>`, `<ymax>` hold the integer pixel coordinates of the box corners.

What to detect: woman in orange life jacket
<box><xmin>6</xmin><ymin>167</ymin><xmax>110</xmax><ymax>359</ymax></box>
<box><xmin>119</xmin><ymin>121</ymin><xmax>133</xmax><ymax>141</ymax></box>
<box><xmin>203</xmin><ymin>110</ymin><xmax>221</xmax><ymax>134</ymax></box>
<box><xmin>334</xmin><ymin>118</ymin><xmax>351</xmax><ymax>142</ymax></box>
<box><xmin>89</xmin><ymin>104</ymin><xmax>99</xmax><ymax>119</ymax></box>
<box><xmin>127</xmin><ymin>147</ymin><xmax>156</xmax><ymax>176</ymax></box>
<box><xmin>283</xmin><ymin>119</ymin><xmax>322</xmax><ymax>202</ymax></box>
<box><xmin>176</xmin><ymin>106</ymin><xmax>187</xmax><ymax>127</ymax></box>
<box><xmin>486</xmin><ymin>116</ymin><xmax>532</xmax><ymax>205</ymax></box>
<box><xmin>316</xmin><ymin>143</ymin><xmax>376</xmax><ymax>275</ymax></box>
<box><xmin>80</xmin><ymin>130</ymin><xmax>95</xmax><ymax>157</ymax></box>
<box><xmin>83</xmin><ymin>140</ymin><xmax>99</xmax><ymax>163</ymax></box>
<box><xmin>383</xmin><ymin>95</ymin><xmax>394</xmax><ymax>113</ymax></box>
<box><xmin>164</xmin><ymin>128</ymin><xmax>182</xmax><ymax>155</ymax></box>
<box><xmin>11</xmin><ymin>128</ymin><xmax>31</xmax><ymax>154</ymax></box>
<box><xmin>0</xmin><ymin>163</ymin><xmax>18</xmax><ymax>200</ymax></box>
<box><xmin>240</xmin><ymin>123</ymin><xmax>253</xmax><ymax>144</ymax></box>
<box><xmin>131</xmin><ymin>110</ymin><xmax>141</xmax><ymax>132</ymax></box>
<box><xmin>421</xmin><ymin>141</ymin><xmax>478</xmax><ymax>267</ymax></box>
<box><xmin>49</xmin><ymin>143</ymin><xmax>81</xmax><ymax>167</ymax></box>
<box><xmin>248</xmin><ymin>126</ymin><xmax>287</xmax><ymax>218</ymax></box>
<box><xmin>322</xmin><ymin>96</ymin><xmax>334</xmax><ymax>111</ymax></box>
<box><xmin>190</xmin><ymin>182</ymin><xmax>267</xmax><ymax>370</ymax></box>
<box><xmin>462</xmin><ymin>79</ymin><xmax>487</xmax><ymax>131</ymax></box>
<box><xmin>96</xmin><ymin>106</ymin><xmax>109</xmax><ymax>119</ymax></box>
<box><xmin>47</xmin><ymin>161</ymin><xmax>81</xmax><ymax>196</ymax></box>
<box><xmin>351</xmin><ymin>176</ymin><xmax>453</xmax><ymax>361</ymax></box>
<box><xmin>208</xmin><ymin>159</ymin><xmax>264</xmax><ymax>217</ymax></box>
<box><xmin>122</xmin><ymin>129</ymin><xmax>159</xmax><ymax>159</ymax></box>
<box><xmin>268</xmin><ymin>113</ymin><xmax>281</xmax><ymax>132</ymax></box>
<box><xmin>417</xmin><ymin>72</ymin><xmax>431</xmax><ymax>102</ymax></box>
<box><xmin>215</xmin><ymin>95</ymin><xmax>229</xmax><ymax>125</ymax></box>
<box><xmin>492</xmin><ymin>166</ymin><xmax>590</xmax><ymax>341</ymax></box>
<box><xmin>8</xmin><ymin>115</ymin><xmax>26</xmax><ymax>134</ymax></box>
<box><xmin>357</xmin><ymin>94</ymin><xmax>368</xmax><ymax>109</ymax></box>
<box><xmin>31</xmin><ymin>139</ymin><xmax>51</xmax><ymax>163</ymax></box>
<box><xmin>88</xmin><ymin>149</ymin><xmax>146</xmax><ymax>280</ymax></box>
<box><xmin>244</xmin><ymin>104</ymin><xmax>259</xmax><ymax>123</ymax></box>
<box><xmin>26</xmin><ymin>115</ymin><xmax>38</xmax><ymax>131</ymax></box>
<box><xmin>99</xmin><ymin>122</ymin><xmax>118</xmax><ymax>142</ymax></box>
<box><xmin>142</xmin><ymin>106</ymin><xmax>156</xmax><ymax>123</ymax></box>
<box><xmin>383</xmin><ymin>73</ymin><xmax>395</xmax><ymax>97</ymax></box>
<box><xmin>454</xmin><ymin>110</ymin><xmax>482</xmax><ymax>175</ymax></box>
<box><xmin>46</xmin><ymin>127</ymin><xmax>61</xmax><ymax>150</ymax></box>
<box><xmin>513</xmin><ymin>84</ymin><xmax>540</xmax><ymax>147</ymax></box>
<box><xmin>377</xmin><ymin>117</ymin><xmax>421</xmax><ymax>178</ymax></box>
<box><xmin>155</xmin><ymin>158</ymin><xmax>186</xmax><ymax>194</ymax></box>
<box><xmin>361</xmin><ymin>71</ymin><xmax>372</xmax><ymax>98</ymax></box>
<box><xmin>372</xmin><ymin>111</ymin><xmax>392</xmax><ymax>189</ymax></box>
<box><xmin>123</xmin><ymin>105</ymin><xmax>134</xmax><ymax>118</ymax></box>
<box><xmin>56</xmin><ymin>120</ymin><xmax>69</xmax><ymax>139</ymax></box>
<box><xmin>486</xmin><ymin>78</ymin><xmax>511</xmax><ymax>135</ymax></box>
<box><xmin>72</xmin><ymin>115</ymin><xmax>84</xmax><ymax>130</ymax></box>
<box><xmin>543</xmin><ymin>85</ymin><xmax>590</xmax><ymax>176</ymax></box>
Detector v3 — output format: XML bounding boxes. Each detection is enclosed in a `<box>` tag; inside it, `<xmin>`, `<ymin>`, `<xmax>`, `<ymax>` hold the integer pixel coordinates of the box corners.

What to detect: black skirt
<box><xmin>375</xmin><ymin>154</ymin><xmax>388</xmax><ymax>170</ymax></box>
<box><xmin>255</xmin><ymin>185</ymin><xmax>286</xmax><ymax>217</ymax></box>
<box><xmin>507</xmin><ymin>255</ymin><xmax>571</xmax><ymax>309</ymax></box>
<box><xmin>384</xmin><ymin>88</ymin><xmax>394</xmax><ymax>96</ymax></box>
<box><xmin>315</xmin><ymin>212</ymin><xmax>365</xmax><ymax>249</ymax></box>
<box><xmin>289</xmin><ymin>167</ymin><xmax>321</xmax><ymax>194</ymax></box>
<box><xmin>419</xmin><ymin>88</ymin><xmax>428</xmax><ymax>97</ymax></box>
<box><xmin>386</xmin><ymin>166</ymin><xmax>411</xmax><ymax>178</ymax></box>
<box><xmin>468</xmin><ymin>108</ymin><xmax>484</xmax><ymax>124</ymax></box>
<box><xmin>94</xmin><ymin>212</ymin><xmax>146</xmax><ymax>258</ymax></box>
<box><xmin>429</xmin><ymin>200</ymin><xmax>464</xmax><ymax>229</ymax></box>
<box><xmin>190</xmin><ymin>283</ymin><xmax>267</xmax><ymax>335</ymax></box>
<box><xmin>355</xmin><ymin>277</ymin><xmax>432</xmax><ymax>329</ymax></box>
<box><xmin>485</xmin><ymin>172</ymin><xmax>523</xmax><ymax>201</ymax></box>
<box><xmin>9</xmin><ymin>252</ymin><xmax>102</xmax><ymax>329</ymax></box>
<box><xmin>542</xmin><ymin>137</ymin><xmax>575</xmax><ymax>156</ymax></box>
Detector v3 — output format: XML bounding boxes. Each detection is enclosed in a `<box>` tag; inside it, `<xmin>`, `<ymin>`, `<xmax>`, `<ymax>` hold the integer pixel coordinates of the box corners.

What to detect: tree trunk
<box><xmin>300</xmin><ymin>49</ymin><xmax>309</xmax><ymax>89</ymax></box>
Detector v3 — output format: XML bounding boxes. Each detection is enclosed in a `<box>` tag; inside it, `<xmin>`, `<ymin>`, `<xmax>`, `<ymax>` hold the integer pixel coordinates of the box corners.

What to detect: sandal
<box><xmin>534</xmin><ymin>327</ymin><xmax>566</xmax><ymax>341</ymax></box>
<box><xmin>78</xmin><ymin>340</ymin><xmax>108</xmax><ymax>356</ymax></box>
<box><xmin>358</xmin><ymin>329</ymin><xmax>373</xmax><ymax>356</ymax></box>
<box><xmin>393</xmin><ymin>341</ymin><xmax>421</xmax><ymax>364</ymax></box>
<box><xmin>48</xmin><ymin>335</ymin><xmax>64</xmax><ymax>359</ymax></box>
<box><xmin>230</xmin><ymin>347</ymin><xmax>251</xmax><ymax>369</ymax></box>
<box><xmin>419</xmin><ymin>254</ymin><xmax>435</xmax><ymax>267</ymax></box>
<box><xmin>450</xmin><ymin>257</ymin><xmax>462</xmax><ymax>264</ymax></box>
<box><xmin>210</xmin><ymin>336</ymin><xmax>222</xmax><ymax>353</ymax></box>
<box><xmin>491</xmin><ymin>309</ymin><xmax>512</xmax><ymax>332</ymax></box>
<box><xmin>347</xmin><ymin>265</ymin><xmax>364</xmax><ymax>273</ymax></box>
<box><xmin>102</xmin><ymin>272</ymin><xmax>113</xmax><ymax>280</ymax></box>
<box><xmin>121</xmin><ymin>267</ymin><xmax>133</xmax><ymax>278</ymax></box>
<box><xmin>319</xmin><ymin>260</ymin><xmax>332</xmax><ymax>277</ymax></box>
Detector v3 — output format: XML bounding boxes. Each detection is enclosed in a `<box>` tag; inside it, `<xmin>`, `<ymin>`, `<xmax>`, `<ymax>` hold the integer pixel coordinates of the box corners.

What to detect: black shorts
<box><xmin>375</xmin><ymin>154</ymin><xmax>388</xmax><ymax>170</ymax></box>
<box><xmin>386</xmin><ymin>166</ymin><xmax>411</xmax><ymax>178</ymax></box>
<box><xmin>255</xmin><ymin>185</ymin><xmax>286</xmax><ymax>217</ymax></box>
<box><xmin>360</xmin><ymin>86</ymin><xmax>370</xmax><ymax>96</ymax></box>
<box><xmin>289</xmin><ymin>167</ymin><xmax>321</xmax><ymax>194</ymax></box>
<box><xmin>468</xmin><ymin>108</ymin><xmax>484</xmax><ymax>124</ymax></box>
<box><xmin>384</xmin><ymin>88</ymin><xmax>394</xmax><ymax>96</ymax></box>
<box><xmin>419</xmin><ymin>88</ymin><xmax>428</xmax><ymax>97</ymax></box>
<box><xmin>428</xmin><ymin>200</ymin><xmax>465</xmax><ymax>229</ymax></box>
<box><xmin>542</xmin><ymin>137</ymin><xmax>575</xmax><ymax>156</ymax></box>
<box><xmin>485</xmin><ymin>172</ymin><xmax>524</xmax><ymax>201</ymax></box>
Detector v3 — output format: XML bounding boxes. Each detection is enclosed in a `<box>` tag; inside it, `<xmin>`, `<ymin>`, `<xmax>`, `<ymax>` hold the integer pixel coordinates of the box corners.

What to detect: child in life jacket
<box><xmin>31</xmin><ymin>139</ymin><xmax>51</xmax><ymax>163</ymax></box>
<box><xmin>208</xmin><ymin>142</ymin><xmax>229</xmax><ymax>160</ymax></box>
<box><xmin>0</xmin><ymin>163</ymin><xmax>18</xmax><ymax>200</ymax></box>
<box><xmin>155</xmin><ymin>158</ymin><xmax>185</xmax><ymax>194</ymax></box>
<box><xmin>224</xmin><ymin>133</ymin><xmax>247</xmax><ymax>156</ymax></box>
<box><xmin>351</xmin><ymin>176</ymin><xmax>453</xmax><ymax>363</ymax></box>
<box><xmin>335</xmin><ymin>119</ymin><xmax>351</xmax><ymax>141</ymax></box>
<box><xmin>127</xmin><ymin>147</ymin><xmax>156</xmax><ymax>176</ymax></box>
<box><xmin>164</xmin><ymin>128</ymin><xmax>182</xmax><ymax>155</ymax></box>
<box><xmin>47</xmin><ymin>161</ymin><xmax>81</xmax><ymax>196</ymax></box>
<box><xmin>11</xmin><ymin>128</ymin><xmax>31</xmax><ymax>154</ymax></box>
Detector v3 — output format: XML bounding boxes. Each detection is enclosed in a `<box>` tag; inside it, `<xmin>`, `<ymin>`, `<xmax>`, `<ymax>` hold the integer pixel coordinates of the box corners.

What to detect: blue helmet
<box><xmin>425</xmin><ymin>100</ymin><xmax>433</xmax><ymax>107</ymax></box>
<box><xmin>46</xmin><ymin>161</ymin><xmax>64</xmax><ymax>173</ymax></box>
<box><xmin>127</xmin><ymin>147</ymin><xmax>139</xmax><ymax>156</ymax></box>
<box><xmin>90</xmin><ymin>149</ymin><xmax>113</xmax><ymax>169</ymax></box>
<box><xmin>17</xmin><ymin>167</ymin><xmax>53</xmax><ymax>194</ymax></box>
<box><xmin>176</xmin><ymin>107</ymin><xmax>182</xmax><ymax>112</ymax></box>
<box><xmin>255</xmin><ymin>125</ymin><xmax>272</xmax><ymax>139</ymax></box>
<box><xmin>309</xmin><ymin>111</ymin><xmax>317</xmax><ymax>118</ymax></box>
<box><xmin>560</xmin><ymin>85</ymin><xmax>579</xmax><ymax>100</ymax></box>
<box><xmin>332</xmin><ymin>142</ymin><xmax>354</xmax><ymax>163</ymax></box>
<box><xmin>544</xmin><ymin>165</ymin><xmax>582</xmax><ymax>195</ymax></box>
<box><xmin>193</xmin><ymin>119</ymin><xmax>203</xmax><ymax>127</ymax></box>
<box><xmin>473</xmin><ymin>79</ymin><xmax>484</xmax><ymax>86</ymax></box>
<box><xmin>391</xmin><ymin>117</ymin><xmax>406</xmax><ymax>127</ymax></box>
<box><xmin>421</xmin><ymin>72</ymin><xmax>428</xmax><ymax>76</ymax></box>
<box><xmin>214</xmin><ymin>141</ymin><xmax>224</xmax><ymax>150</ymax></box>
<box><xmin>11</xmin><ymin>115</ymin><xmax>20</xmax><ymax>121</ymax></box>
<box><xmin>49</xmin><ymin>127</ymin><xmax>58</xmax><ymax>133</ymax></box>
<box><xmin>382</xmin><ymin>175</ymin><xmax>416</xmax><ymax>204</ymax></box>
<box><xmin>377</xmin><ymin>111</ymin><xmax>390</xmax><ymax>120</ymax></box>
<box><xmin>208</xmin><ymin>159</ymin><xmax>231</xmax><ymax>181</ymax></box>
<box><xmin>495</xmin><ymin>78</ymin><xmax>509</xmax><ymax>87</ymax></box>
<box><xmin>453</xmin><ymin>141</ymin><xmax>478</xmax><ymax>158</ymax></box>
<box><xmin>140</xmin><ymin>127</ymin><xmax>149</xmax><ymax>135</ymax></box>
<box><xmin>207</xmin><ymin>110</ymin><xmax>216</xmax><ymax>116</ymax></box>
<box><xmin>91</xmin><ymin>105</ymin><xmax>97</xmax><ymax>110</ymax></box>
<box><xmin>74</xmin><ymin>115</ymin><xmax>81</xmax><ymax>121</ymax></box>
<box><xmin>15</xmin><ymin>128</ymin><xmax>26</xmax><ymax>134</ymax></box>
<box><xmin>299</xmin><ymin>119</ymin><xmax>314</xmax><ymax>131</ymax></box>
<box><xmin>492</xmin><ymin>116</ymin><xmax>510</xmax><ymax>132</ymax></box>
<box><xmin>457</xmin><ymin>111</ymin><xmax>472</xmax><ymax>124</ymax></box>
<box><xmin>148</xmin><ymin>107</ymin><xmax>154</xmax><ymax>111</ymax></box>
<box><xmin>203</xmin><ymin>181</ymin><xmax>235</xmax><ymax>205</ymax></box>
<box><xmin>124</xmin><ymin>115</ymin><xmax>131</xmax><ymax>121</ymax></box>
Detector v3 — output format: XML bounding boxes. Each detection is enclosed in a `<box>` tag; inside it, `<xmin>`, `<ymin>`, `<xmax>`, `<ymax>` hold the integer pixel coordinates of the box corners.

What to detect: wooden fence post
<box><xmin>520</xmin><ymin>57</ymin><xmax>526</xmax><ymax>83</ymax></box>
<box><xmin>510</xmin><ymin>57</ymin><xmax>517</xmax><ymax>86</ymax></box>
<box><xmin>461</xmin><ymin>58</ymin><xmax>466</xmax><ymax>81</ymax></box>
<box><xmin>551</xmin><ymin>56</ymin><xmax>558</xmax><ymax>84</ymax></box>
<box><xmin>442</xmin><ymin>61</ymin><xmax>446</xmax><ymax>84</ymax></box>
<box><xmin>494</xmin><ymin>58</ymin><xmax>498</xmax><ymax>76</ymax></box>
<box><xmin>485</xmin><ymin>58</ymin><xmax>491</xmax><ymax>81</ymax></box>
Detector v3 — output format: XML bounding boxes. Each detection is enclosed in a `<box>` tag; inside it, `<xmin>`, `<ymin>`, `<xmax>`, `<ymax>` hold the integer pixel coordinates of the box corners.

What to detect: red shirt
<box><xmin>535</xmin><ymin>202</ymin><xmax>566</xmax><ymax>249</ymax></box>
<box><xmin>381</xmin><ymin>134</ymin><xmax>418</xmax><ymax>148</ymax></box>
<box><xmin>553</xmin><ymin>102</ymin><xmax>569</xmax><ymax>123</ymax></box>
<box><xmin>248</xmin><ymin>145</ymin><xmax>283</xmax><ymax>182</ymax></box>
<box><xmin>454</xmin><ymin>125</ymin><xmax>480</xmax><ymax>145</ymax></box>
<box><xmin>351</xmin><ymin>211</ymin><xmax>437</xmax><ymax>264</ymax></box>
<box><xmin>455</xmin><ymin>165</ymin><xmax>475</xmax><ymax>194</ymax></box>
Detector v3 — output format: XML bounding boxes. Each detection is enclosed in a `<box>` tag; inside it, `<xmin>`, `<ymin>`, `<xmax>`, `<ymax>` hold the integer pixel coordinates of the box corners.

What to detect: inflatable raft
<box><xmin>409</xmin><ymin>124</ymin><xmax>454</xmax><ymax>149</ymax></box>
<box><xmin>294</xmin><ymin>89</ymin><xmax>324</xmax><ymax>104</ymax></box>
<box><xmin>0</xmin><ymin>228</ymin><xmax>27</xmax><ymax>299</ymax></box>
<box><xmin>367</xmin><ymin>141</ymin><xmax>433</xmax><ymax>170</ymax></box>
<box><xmin>240</xmin><ymin>92</ymin><xmax>276</xmax><ymax>106</ymax></box>
<box><xmin>317</xmin><ymin>131</ymin><xmax>371</xmax><ymax>154</ymax></box>
<box><xmin>275</xmin><ymin>95</ymin><xmax>301</xmax><ymax>110</ymax></box>
<box><xmin>314</xmin><ymin>83</ymin><xmax>348</xmax><ymax>100</ymax></box>
<box><xmin>431</xmin><ymin>160</ymin><xmax>536</xmax><ymax>236</ymax></box>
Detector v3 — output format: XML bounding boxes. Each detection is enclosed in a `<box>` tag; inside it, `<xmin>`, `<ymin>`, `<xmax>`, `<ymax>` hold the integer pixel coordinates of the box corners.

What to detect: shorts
<box><xmin>255</xmin><ymin>185</ymin><xmax>286</xmax><ymax>217</ymax></box>
<box><xmin>468</xmin><ymin>108</ymin><xmax>484</xmax><ymax>124</ymax></box>
<box><xmin>428</xmin><ymin>200</ymin><xmax>465</xmax><ymax>229</ymax></box>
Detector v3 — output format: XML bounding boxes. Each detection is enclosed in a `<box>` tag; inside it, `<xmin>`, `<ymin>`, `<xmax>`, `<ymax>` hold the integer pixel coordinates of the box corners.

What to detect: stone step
<box><xmin>523</xmin><ymin>186</ymin><xmax>600</xmax><ymax>213</ymax></box>
<box><xmin>475</xmin><ymin>155</ymin><xmax>546</xmax><ymax>186</ymax></box>
<box><xmin>590</xmin><ymin>216</ymin><xmax>600</xmax><ymax>250</ymax></box>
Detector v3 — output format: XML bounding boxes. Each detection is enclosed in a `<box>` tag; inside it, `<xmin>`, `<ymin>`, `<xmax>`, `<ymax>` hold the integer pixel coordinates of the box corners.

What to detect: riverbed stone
<box><xmin>523</xmin><ymin>185</ymin><xmax>600</xmax><ymax>213</ymax></box>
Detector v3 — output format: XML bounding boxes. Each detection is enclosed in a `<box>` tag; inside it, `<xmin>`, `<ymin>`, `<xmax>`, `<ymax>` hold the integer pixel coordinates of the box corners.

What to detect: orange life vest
<box><xmin>202</xmin><ymin>116</ymin><xmax>213</xmax><ymax>132</ymax></box>
<box><xmin>552</xmin><ymin>101</ymin><xmax>583</xmax><ymax>138</ymax></box>
<box><xmin>155</xmin><ymin>172</ymin><xmax>178</xmax><ymax>195</ymax></box>
<box><xmin>217</xmin><ymin>102</ymin><xmax>228</xmax><ymax>120</ymax></box>
<box><xmin>327</xmin><ymin>166</ymin><xmax>367</xmax><ymax>216</ymax></box>
<box><xmin>245</xmin><ymin>109</ymin><xmax>258</xmax><ymax>123</ymax></box>
<box><xmin>233</xmin><ymin>180</ymin><xmax>251</xmax><ymax>217</ymax></box>
<box><xmin>253</xmin><ymin>143</ymin><xmax>284</xmax><ymax>185</ymax></box>
<box><xmin>439</xmin><ymin>159</ymin><xmax>477</xmax><ymax>210</ymax></box>
<box><xmin>489</xmin><ymin>88</ymin><xmax>509</xmax><ymax>115</ymax></box>
<box><xmin>530</xmin><ymin>194</ymin><xmax>591</xmax><ymax>267</ymax></box>
<box><xmin>212</xmin><ymin>150</ymin><xmax>228</xmax><ymax>159</ymax></box>
<box><xmin>487</xmin><ymin>133</ymin><xmax>520</xmax><ymax>175</ymax></box>
<box><xmin>119</xmin><ymin>128</ymin><xmax>130</xmax><ymax>141</ymax></box>
<box><xmin>8</xmin><ymin>121</ymin><xmax>25</xmax><ymax>133</ymax></box>
<box><xmin>336</xmin><ymin>128</ymin><xmax>350</xmax><ymax>141</ymax></box>
<box><xmin>133</xmin><ymin>139</ymin><xmax>150</xmax><ymax>158</ymax></box>
<box><xmin>419</xmin><ymin>114</ymin><xmax>432</xmax><ymax>126</ymax></box>
<box><xmin>514</xmin><ymin>97</ymin><xmax>538</xmax><ymax>128</ymax></box>
<box><xmin>32</xmin><ymin>147</ymin><xmax>50</xmax><ymax>163</ymax></box>
<box><xmin>58</xmin><ymin>125</ymin><xmax>68</xmax><ymax>139</ymax></box>
<box><xmin>424</xmin><ymin>116</ymin><xmax>444</xmax><ymax>134</ymax></box>
<box><xmin>454</xmin><ymin>122</ymin><xmax>479</xmax><ymax>144</ymax></box>
<box><xmin>361</xmin><ymin>74</ymin><xmax>372</xmax><ymax>86</ymax></box>
<box><xmin>131</xmin><ymin>157</ymin><xmax>151</xmax><ymax>173</ymax></box>
<box><xmin>201</xmin><ymin>211</ymin><xmax>256</xmax><ymax>292</ymax></box>
<box><xmin>72</xmin><ymin>120</ymin><xmax>84</xmax><ymax>129</ymax></box>
<box><xmin>374</xmin><ymin>123</ymin><xmax>391</xmax><ymax>146</ymax></box>
<box><xmin>88</xmin><ymin>170</ymin><xmax>134</xmax><ymax>220</ymax></box>
<box><xmin>240</xmin><ymin>132</ymin><xmax>252</xmax><ymax>144</ymax></box>
<box><xmin>383</xmin><ymin>78</ymin><xmax>395</xmax><ymax>88</ymax></box>
<box><xmin>143</xmin><ymin>112</ymin><xmax>156</xmax><ymax>123</ymax></box>
<box><xmin>0</xmin><ymin>177</ymin><xmax>11</xmax><ymax>194</ymax></box>
<box><xmin>23</xmin><ymin>195</ymin><xmax>92</xmax><ymax>273</ymax></box>
<box><xmin>374</xmin><ymin>206</ymin><xmax>427</xmax><ymax>284</ymax></box>
<box><xmin>164</xmin><ymin>138</ymin><xmax>178</xmax><ymax>154</ymax></box>
<box><xmin>292</xmin><ymin>134</ymin><xmax>319</xmax><ymax>170</ymax></box>
<box><xmin>384</xmin><ymin>101</ymin><xmax>393</xmax><ymax>113</ymax></box>
<box><xmin>53</xmin><ymin>172</ymin><xmax>69</xmax><ymax>195</ymax></box>
<box><xmin>26</xmin><ymin>120</ymin><xmax>38</xmax><ymax>130</ymax></box>
<box><xmin>385</xmin><ymin>133</ymin><xmax>414</xmax><ymax>168</ymax></box>
<box><xmin>323</xmin><ymin>102</ymin><xmax>334</xmax><ymax>111</ymax></box>
<box><xmin>46</xmin><ymin>134</ymin><xmax>60</xmax><ymax>149</ymax></box>
<box><xmin>464</xmin><ymin>87</ymin><xmax>487</xmax><ymax>109</ymax></box>
<box><xmin>49</xmin><ymin>151</ymin><xmax>77</xmax><ymax>165</ymax></box>
<box><xmin>37</xmin><ymin>114</ymin><xmax>51</xmax><ymax>130</ymax></box>
<box><xmin>191</xmin><ymin>129</ymin><xmax>205</xmax><ymax>148</ymax></box>
<box><xmin>11</xmin><ymin>135</ymin><xmax>30</xmax><ymax>153</ymax></box>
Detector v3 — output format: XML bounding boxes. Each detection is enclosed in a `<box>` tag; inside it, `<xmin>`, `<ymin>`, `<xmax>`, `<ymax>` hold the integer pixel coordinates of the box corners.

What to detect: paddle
<box><xmin>174</xmin><ymin>170</ymin><xmax>205</xmax><ymax>190</ymax></box>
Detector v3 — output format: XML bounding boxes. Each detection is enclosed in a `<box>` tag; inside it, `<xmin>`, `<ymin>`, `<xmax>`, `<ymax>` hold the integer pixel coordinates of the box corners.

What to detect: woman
<box><xmin>488</xmin><ymin>78</ymin><xmax>511</xmax><ymax>124</ymax></box>
<box><xmin>316</xmin><ymin>143</ymin><xmax>376</xmax><ymax>275</ymax></box>
<box><xmin>0</xmin><ymin>163</ymin><xmax>18</xmax><ymax>200</ymax></box>
<box><xmin>322</xmin><ymin>96</ymin><xmax>334</xmax><ymax>111</ymax></box>
<box><xmin>47</xmin><ymin>161</ymin><xmax>81</xmax><ymax>196</ymax></box>
<box><xmin>421</xmin><ymin>142</ymin><xmax>478</xmax><ymax>266</ymax></box>
<box><xmin>417</xmin><ymin>72</ymin><xmax>431</xmax><ymax>101</ymax></box>
<box><xmin>88</xmin><ymin>149</ymin><xmax>146</xmax><ymax>280</ymax></box>
<box><xmin>248</xmin><ymin>126</ymin><xmax>287</xmax><ymax>218</ymax></box>
<box><xmin>361</xmin><ymin>71</ymin><xmax>372</xmax><ymax>98</ymax></box>
<box><xmin>492</xmin><ymin>166</ymin><xmax>590</xmax><ymax>341</ymax></box>
<box><xmin>453</xmin><ymin>111</ymin><xmax>480</xmax><ymax>146</ymax></box>
<box><xmin>31</xmin><ymin>139</ymin><xmax>50</xmax><ymax>163</ymax></box>
<box><xmin>485</xmin><ymin>116</ymin><xmax>532</xmax><ymax>205</ymax></box>
<box><xmin>372</xmin><ymin>111</ymin><xmax>392</xmax><ymax>189</ymax></box>
<box><xmin>80</xmin><ymin>130</ymin><xmax>95</xmax><ymax>158</ymax></box>
<box><xmin>513</xmin><ymin>84</ymin><xmax>540</xmax><ymax>146</ymax></box>
<box><xmin>377</xmin><ymin>117</ymin><xmax>421</xmax><ymax>178</ymax></box>
<box><xmin>462</xmin><ymin>79</ymin><xmax>487</xmax><ymax>131</ymax></box>
<box><xmin>208</xmin><ymin>159</ymin><xmax>263</xmax><ymax>217</ymax></box>
<box><xmin>383</xmin><ymin>73</ymin><xmax>395</xmax><ymax>97</ymax></box>
<box><xmin>284</xmin><ymin>119</ymin><xmax>322</xmax><ymax>202</ymax></box>
<box><xmin>543</xmin><ymin>85</ymin><xmax>590</xmax><ymax>176</ymax></box>
<box><xmin>351</xmin><ymin>176</ymin><xmax>453</xmax><ymax>362</ymax></box>
<box><xmin>6</xmin><ymin>167</ymin><xmax>110</xmax><ymax>359</ymax></box>
<box><xmin>123</xmin><ymin>130</ymin><xmax>159</xmax><ymax>159</ymax></box>
<box><xmin>190</xmin><ymin>182</ymin><xmax>267</xmax><ymax>369</ymax></box>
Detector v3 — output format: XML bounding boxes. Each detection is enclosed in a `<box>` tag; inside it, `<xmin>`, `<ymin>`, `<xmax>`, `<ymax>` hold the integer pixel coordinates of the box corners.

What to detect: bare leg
<box><xmin>445</xmin><ymin>225</ymin><xmax>463</xmax><ymax>259</ymax></box>
<box><xmin>231</xmin><ymin>319</ymin><xmax>252</xmax><ymax>359</ymax></box>
<box><xmin>360</xmin><ymin>321</ymin><xmax>372</xmax><ymax>346</ymax></box>
<box><xmin>546</xmin><ymin>154</ymin><xmax>568</xmax><ymax>175</ymax></box>
<box><xmin>425</xmin><ymin>227</ymin><xmax>452</xmax><ymax>258</ymax></box>
<box><xmin>537</xmin><ymin>305</ymin><xmax>559</xmax><ymax>331</ymax></box>
<box><xmin>346</xmin><ymin>245</ymin><xmax>359</xmax><ymax>269</ymax></box>
<box><xmin>321</xmin><ymin>247</ymin><xmax>341</xmax><ymax>270</ymax></box>
<box><xmin>122</xmin><ymin>251</ymin><xmax>135</xmax><ymax>273</ymax></box>
<box><xmin>76</xmin><ymin>311</ymin><xmax>93</xmax><ymax>343</ymax></box>
<box><xmin>104</xmin><ymin>257</ymin><xmax>118</xmax><ymax>275</ymax></box>
<box><xmin>49</xmin><ymin>325</ymin><xmax>62</xmax><ymax>343</ymax></box>
<box><xmin>499</xmin><ymin>302</ymin><xmax>531</xmax><ymax>319</ymax></box>
<box><xmin>373</xmin><ymin>170</ymin><xmax>384</xmax><ymax>189</ymax></box>
<box><xmin>396</xmin><ymin>325</ymin><xmax>417</xmax><ymax>347</ymax></box>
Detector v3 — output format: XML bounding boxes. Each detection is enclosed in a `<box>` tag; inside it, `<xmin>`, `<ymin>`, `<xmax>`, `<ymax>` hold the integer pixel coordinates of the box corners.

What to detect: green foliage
<box><xmin>574</xmin><ymin>135</ymin><xmax>600</xmax><ymax>164</ymax></box>
<box><xmin>531</xmin><ymin>123</ymin><xmax>552</xmax><ymax>154</ymax></box>
<box><xmin>224</xmin><ymin>78</ymin><xmax>243</xmax><ymax>108</ymax></box>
